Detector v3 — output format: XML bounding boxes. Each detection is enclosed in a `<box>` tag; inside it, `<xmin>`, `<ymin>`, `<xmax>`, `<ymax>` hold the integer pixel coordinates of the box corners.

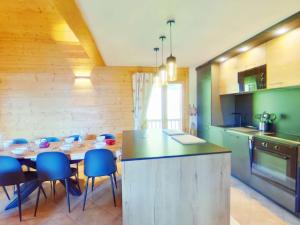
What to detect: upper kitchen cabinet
<box><xmin>266</xmin><ymin>28</ymin><xmax>300</xmax><ymax>88</ymax></box>
<box><xmin>219</xmin><ymin>46</ymin><xmax>266</xmax><ymax>95</ymax></box>
<box><xmin>218</xmin><ymin>26</ymin><xmax>300</xmax><ymax>95</ymax></box>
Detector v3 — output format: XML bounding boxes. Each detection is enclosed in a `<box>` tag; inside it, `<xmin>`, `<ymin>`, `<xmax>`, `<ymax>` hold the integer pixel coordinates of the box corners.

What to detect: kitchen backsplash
<box><xmin>235</xmin><ymin>87</ymin><xmax>300</xmax><ymax>136</ymax></box>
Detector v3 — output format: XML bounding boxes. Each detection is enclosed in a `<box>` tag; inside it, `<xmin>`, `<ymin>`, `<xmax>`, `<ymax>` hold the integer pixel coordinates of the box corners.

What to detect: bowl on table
<box><xmin>65</xmin><ymin>137</ymin><xmax>75</xmax><ymax>144</ymax></box>
<box><xmin>96</xmin><ymin>135</ymin><xmax>105</xmax><ymax>142</ymax></box>
<box><xmin>94</xmin><ymin>142</ymin><xmax>106</xmax><ymax>149</ymax></box>
<box><xmin>2</xmin><ymin>140</ymin><xmax>13</xmax><ymax>149</ymax></box>
<box><xmin>105</xmin><ymin>139</ymin><xmax>116</xmax><ymax>145</ymax></box>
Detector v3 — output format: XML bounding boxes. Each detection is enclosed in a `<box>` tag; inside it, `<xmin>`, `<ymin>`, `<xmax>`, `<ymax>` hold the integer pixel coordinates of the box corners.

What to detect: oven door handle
<box><xmin>254</xmin><ymin>147</ymin><xmax>289</xmax><ymax>160</ymax></box>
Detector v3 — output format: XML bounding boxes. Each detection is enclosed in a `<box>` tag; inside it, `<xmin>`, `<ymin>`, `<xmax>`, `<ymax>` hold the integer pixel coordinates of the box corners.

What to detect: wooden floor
<box><xmin>0</xmin><ymin>163</ymin><xmax>299</xmax><ymax>225</ymax></box>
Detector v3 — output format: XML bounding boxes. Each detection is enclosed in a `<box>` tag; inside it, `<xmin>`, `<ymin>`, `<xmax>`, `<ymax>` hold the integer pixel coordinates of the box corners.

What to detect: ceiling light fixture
<box><xmin>274</xmin><ymin>27</ymin><xmax>288</xmax><ymax>35</ymax></box>
<box><xmin>153</xmin><ymin>47</ymin><xmax>161</xmax><ymax>86</ymax></box>
<box><xmin>217</xmin><ymin>56</ymin><xmax>228</xmax><ymax>63</ymax></box>
<box><xmin>238</xmin><ymin>46</ymin><xmax>250</xmax><ymax>52</ymax></box>
<box><xmin>159</xmin><ymin>35</ymin><xmax>168</xmax><ymax>86</ymax></box>
<box><xmin>166</xmin><ymin>19</ymin><xmax>177</xmax><ymax>82</ymax></box>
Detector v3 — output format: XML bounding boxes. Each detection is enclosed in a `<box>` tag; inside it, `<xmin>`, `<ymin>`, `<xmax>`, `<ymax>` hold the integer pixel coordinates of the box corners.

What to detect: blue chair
<box><xmin>12</xmin><ymin>138</ymin><xmax>28</xmax><ymax>145</ymax></box>
<box><xmin>2</xmin><ymin>186</ymin><xmax>10</xmax><ymax>200</ymax></box>
<box><xmin>83</xmin><ymin>149</ymin><xmax>117</xmax><ymax>210</ymax></box>
<box><xmin>68</xmin><ymin>134</ymin><xmax>82</xmax><ymax>185</ymax></box>
<box><xmin>34</xmin><ymin>152</ymin><xmax>77</xmax><ymax>216</ymax></box>
<box><xmin>43</xmin><ymin>137</ymin><xmax>60</xmax><ymax>143</ymax></box>
<box><xmin>100</xmin><ymin>134</ymin><xmax>116</xmax><ymax>140</ymax></box>
<box><xmin>0</xmin><ymin>156</ymin><xmax>41</xmax><ymax>221</ymax></box>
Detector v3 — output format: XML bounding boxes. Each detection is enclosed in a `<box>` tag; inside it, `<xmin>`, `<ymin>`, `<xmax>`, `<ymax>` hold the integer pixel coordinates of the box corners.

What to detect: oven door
<box><xmin>252</xmin><ymin>147</ymin><xmax>297</xmax><ymax>193</ymax></box>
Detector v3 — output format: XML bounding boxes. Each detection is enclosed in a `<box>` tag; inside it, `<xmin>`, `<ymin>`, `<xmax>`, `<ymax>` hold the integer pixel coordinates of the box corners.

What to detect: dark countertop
<box><xmin>214</xmin><ymin>125</ymin><xmax>300</xmax><ymax>145</ymax></box>
<box><xmin>121</xmin><ymin>130</ymin><xmax>230</xmax><ymax>161</ymax></box>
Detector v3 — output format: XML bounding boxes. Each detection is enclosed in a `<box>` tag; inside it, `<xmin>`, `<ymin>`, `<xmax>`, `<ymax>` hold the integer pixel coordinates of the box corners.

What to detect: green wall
<box><xmin>252</xmin><ymin>87</ymin><xmax>300</xmax><ymax>136</ymax></box>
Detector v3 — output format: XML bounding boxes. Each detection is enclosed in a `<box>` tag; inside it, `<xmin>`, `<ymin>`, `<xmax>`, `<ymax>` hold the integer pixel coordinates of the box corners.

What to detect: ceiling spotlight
<box><xmin>238</xmin><ymin>46</ymin><xmax>249</xmax><ymax>52</ymax></box>
<box><xmin>274</xmin><ymin>27</ymin><xmax>288</xmax><ymax>36</ymax></box>
<box><xmin>217</xmin><ymin>57</ymin><xmax>228</xmax><ymax>63</ymax></box>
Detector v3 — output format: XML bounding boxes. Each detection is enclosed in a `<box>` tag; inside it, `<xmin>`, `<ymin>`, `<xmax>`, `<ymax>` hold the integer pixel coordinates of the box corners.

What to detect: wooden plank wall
<box><xmin>0</xmin><ymin>67</ymin><xmax>133</xmax><ymax>139</ymax></box>
<box><xmin>0</xmin><ymin>0</ymin><xmax>189</xmax><ymax>139</ymax></box>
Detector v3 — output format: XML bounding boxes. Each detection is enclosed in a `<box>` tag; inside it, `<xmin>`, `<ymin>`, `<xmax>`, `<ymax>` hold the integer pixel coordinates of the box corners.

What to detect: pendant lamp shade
<box><xmin>159</xmin><ymin>35</ymin><xmax>168</xmax><ymax>86</ymax></box>
<box><xmin>166</xmin><ymin>19</ymin><xmax>177</xmax><ymax>81</ymax></box>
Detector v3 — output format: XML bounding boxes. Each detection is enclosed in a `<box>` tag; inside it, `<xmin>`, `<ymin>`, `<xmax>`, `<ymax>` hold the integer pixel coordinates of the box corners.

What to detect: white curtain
<box><xmin>132</xmin><ymin>73</ymin><xmax>153</xmax><ymax>130</ymax></box>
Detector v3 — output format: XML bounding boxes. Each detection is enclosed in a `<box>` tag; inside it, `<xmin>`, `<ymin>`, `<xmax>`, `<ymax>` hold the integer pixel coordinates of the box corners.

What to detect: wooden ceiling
<box><xmin>0</xmin><ymin>0</ymin><xmax>104</xmax><ymax>73</ymax></box>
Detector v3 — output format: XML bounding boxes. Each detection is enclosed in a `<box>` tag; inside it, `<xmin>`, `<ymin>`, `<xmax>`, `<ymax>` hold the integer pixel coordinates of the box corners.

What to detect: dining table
<box><xmin>0</xmin><ymin>138</ymin><xmax>122</xmax><ymax>210</ymax></box>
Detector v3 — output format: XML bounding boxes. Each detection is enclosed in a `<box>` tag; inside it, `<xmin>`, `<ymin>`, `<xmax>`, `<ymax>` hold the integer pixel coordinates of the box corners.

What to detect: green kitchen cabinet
<box><xmin>208</xmin><ymin>126</ymin><xmax>225</xmax><ymax>147</ymax></box>
<box><xmin>197</xmin><ymin>65</ymin><xmax>212</xmax><ymax>140</ymax></box>
<box><xmin>223</xmin><ymin>131</ymin><xmax>251</xmax><ymax>184</ymax></box>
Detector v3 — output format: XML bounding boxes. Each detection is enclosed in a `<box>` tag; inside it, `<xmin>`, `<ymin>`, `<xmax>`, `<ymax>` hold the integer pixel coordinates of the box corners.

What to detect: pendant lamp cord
<box><xmin>169</xmin><ymin>22</ymin><xmax>172</xmax><ymax>55</ymax></box>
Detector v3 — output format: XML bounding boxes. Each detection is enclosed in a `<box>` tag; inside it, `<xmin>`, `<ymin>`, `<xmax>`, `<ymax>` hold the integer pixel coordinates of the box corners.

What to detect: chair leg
<box><xmin>82</xmin><ymin>177</ymin><xmax>89</xmax><ymax>211</ymax></box>
<box><xmin>76</xmin><ymin>174</ymin><xmax>81</xmax><ymax>192</ymax></box>
<box><xmin>76</xmin><ymin>163</ymin><xmax>79</xmax><ymax>178</ymax></box>
<box><xmin>110</xmin><ymin>175</ymin><xmax>116</xmax><ymax>207</ymax></box>
<box><xmin>34</xmin><ymin>185</ymin><xmax>41</xmax><ymax>217</ymax></box>
<box><xmin>2</xmin><ymin>186</ymin><xmax>10</xmax><ymax>200</ymax></box>
<box><xmin>113</xmin><ymin>173</ymin><xmax>118</xmax><ymax>189</ymax></box>
<box><xmin>16</xmin><ymin>184</ymin><xmax>22</xmax><ymax>221</ymax></box>
<box><xmin>50</xmin><ymin>181</ymin><xmax>53</xmax><ymax>195</ymax></box>
<box><xmin>53</xmin><ymin>181</ymin><xmax>56</xmax><ymax>199</ymax></box>
<box><xmin>40</xmin><ymin>184</ymin><xmax>47</xmax><ymax>199</ymax></box>
<box><xmin>91</xmin><ymin>177</ymin><xmax>95</xmax><ymax>192</ymax></box>
<box><xmin>65</xmin><ymin>178</ymin><xmax>71</xmax><ymax>213</ymax></box>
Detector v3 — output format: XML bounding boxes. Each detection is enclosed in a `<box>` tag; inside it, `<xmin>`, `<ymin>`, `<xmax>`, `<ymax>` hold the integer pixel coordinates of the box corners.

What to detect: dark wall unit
<box><xmin>196</xmin><ymin>65</ymin><xmax>211</xmax><ymax>139</ymax></box>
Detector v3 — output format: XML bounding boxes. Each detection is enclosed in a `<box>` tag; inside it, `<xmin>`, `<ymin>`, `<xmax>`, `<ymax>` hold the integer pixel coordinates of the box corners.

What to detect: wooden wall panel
<box><xmin>0</xmin><ymin>68</ymin><xmax>134</xmax><ymax>139</ymax></box>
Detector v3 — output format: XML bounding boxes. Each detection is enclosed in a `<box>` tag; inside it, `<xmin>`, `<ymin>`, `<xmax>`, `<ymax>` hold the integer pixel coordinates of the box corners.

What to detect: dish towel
<box><xmin>172</xmin><ymin>134</ymin><xmax>206</xmax><ymax>144</ymax></box>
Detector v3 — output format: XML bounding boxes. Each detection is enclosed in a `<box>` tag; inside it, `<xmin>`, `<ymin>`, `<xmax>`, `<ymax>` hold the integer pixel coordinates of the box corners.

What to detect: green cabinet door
<box><xmin>208</xmin><ymin>126</ymin><xmax>225</xmax><ymax>147</ymax></box>
<box><xmin>224</xmin><ymin>131</ymin><xmax>251</xmax><ymax>184</ymax></box>
<box><xmin>197</xmin><ymin>65</ymin><xmax>212</xmax><ymax>140</ymax></box>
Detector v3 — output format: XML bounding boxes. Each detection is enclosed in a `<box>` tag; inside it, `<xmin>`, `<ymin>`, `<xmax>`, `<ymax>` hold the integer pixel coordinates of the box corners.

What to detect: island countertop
<box><xmin>121</xmin><ymin>130</ymin><xmax>230</xmax><ymax>161</ymax></box>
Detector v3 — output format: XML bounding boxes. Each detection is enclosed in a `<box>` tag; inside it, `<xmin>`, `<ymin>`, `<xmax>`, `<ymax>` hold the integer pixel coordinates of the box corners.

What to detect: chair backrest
<box><xmin>0</xmin><ymin>156</ymin><xmax>25</xmax><ymax>186</ymax></box>
<box><xmin>84</xmin><ymin>149</ymin><xmax>116</xmax><ymax>177</ymax></box>
<box><xmin>44</xmin><ymin>137</ymin><xmax>60</xmax><ymax>143</ymax></box>
<box><xmin>36</xmin><ymin>152</ymin><xmax>71</xmax><ymax>181</ymax></box>
<box><xmin>68</xmin><ymin>135</ymin><xmax>80</xmax><ymax>141</ymax></box>
<box><xmin>12</xmin><ymin>138</ymin><xmax>28</xmax><ymax>145</ymax></box>
<box><xmin>100</xmin><ymin>134</ymin><xmax>115</xmax><ymax>140</ymax></box>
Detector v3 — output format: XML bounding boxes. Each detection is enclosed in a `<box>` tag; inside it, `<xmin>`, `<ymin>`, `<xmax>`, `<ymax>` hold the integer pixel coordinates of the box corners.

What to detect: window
<box><xmin>147</xmin><ymin>83</ymin><xmax>183</xmax><ymax>130</ymax></box>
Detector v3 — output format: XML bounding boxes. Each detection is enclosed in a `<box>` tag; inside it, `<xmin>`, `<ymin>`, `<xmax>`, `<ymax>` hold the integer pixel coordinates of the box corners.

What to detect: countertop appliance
<box><xmin>251</xmin><ymin>135</ymin><xmax>300</xmax><ymax>215</ymax></box>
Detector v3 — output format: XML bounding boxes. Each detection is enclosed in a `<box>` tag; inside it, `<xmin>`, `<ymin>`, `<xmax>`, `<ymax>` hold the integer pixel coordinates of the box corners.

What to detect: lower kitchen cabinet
<box><xmin>223</xmin><ymin>131</ymin><xmax>251</xmax><ymax>184</ymax></box>
<box><xmin>208</xmin><ymin>126</ymin><xmax>225</xmax><ymax>147</ymax></box>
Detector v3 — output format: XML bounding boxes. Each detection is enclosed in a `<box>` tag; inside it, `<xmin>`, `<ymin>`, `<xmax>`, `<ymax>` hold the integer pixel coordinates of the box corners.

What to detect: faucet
<box><xmin>232</xmin><ymin>112</ymin><xmax>242</xmax><ymax>127</ymax></box>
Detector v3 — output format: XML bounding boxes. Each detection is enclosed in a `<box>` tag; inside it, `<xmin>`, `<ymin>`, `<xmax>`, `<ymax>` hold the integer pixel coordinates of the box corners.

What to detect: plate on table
<box><xmin>11</xmin><ymin>146</ymin><xmax>27</xmax><ymax>155</ymax></box>
<box><xmin>60</xmin><ymin>144</ymin><xmax>73</xmax><ymax>151</ymax></box>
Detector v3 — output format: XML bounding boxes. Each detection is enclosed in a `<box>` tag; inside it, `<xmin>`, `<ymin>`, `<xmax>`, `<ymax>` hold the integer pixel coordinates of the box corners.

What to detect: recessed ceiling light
<box><xmin>274</xmin><ymin>27</ymin><xmax>288</xmax><ymax>35</ymax></box>
<box><xmin>238</xmin><ymin>46</ymin><xmax>249</xmax><ymax>52</ymax></box>
<box><xmin>217</xmin><ymin>57</ymin><xmax>228</xmax><ymax>62</ymax></box>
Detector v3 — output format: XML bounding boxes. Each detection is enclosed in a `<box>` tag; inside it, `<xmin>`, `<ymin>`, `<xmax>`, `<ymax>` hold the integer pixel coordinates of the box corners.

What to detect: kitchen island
<box><xmin>121</xmin><ymin>130</ymin><xmax>231</xmax><ymax>225</ymax></box>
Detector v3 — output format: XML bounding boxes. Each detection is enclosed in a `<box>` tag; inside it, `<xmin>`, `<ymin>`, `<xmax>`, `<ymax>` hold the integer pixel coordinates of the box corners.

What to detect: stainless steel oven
<box><xmin>251</xmin><ymin>137</ymin><xmax>298</xmax><ymax>193</ymax></box>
